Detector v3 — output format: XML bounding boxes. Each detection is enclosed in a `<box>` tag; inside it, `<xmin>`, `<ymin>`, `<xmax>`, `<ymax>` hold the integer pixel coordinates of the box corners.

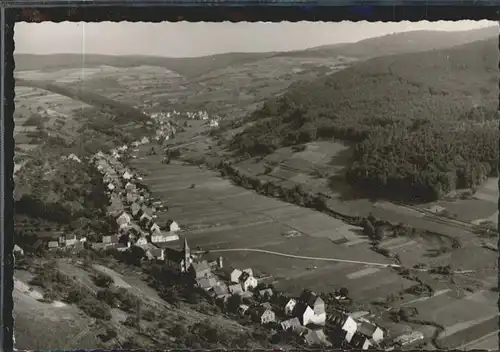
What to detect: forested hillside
<box><xmin>230</xmin><ymin>38</ymin><xmax>498</xmax><ymax>201</ymax></box>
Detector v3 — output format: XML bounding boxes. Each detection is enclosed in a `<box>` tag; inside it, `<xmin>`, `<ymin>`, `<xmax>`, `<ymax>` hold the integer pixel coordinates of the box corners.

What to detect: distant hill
<box><xmin>15</xmin><ymin>26</ymin><xmax>497</xmax><ymax>78</ymax></box>
<box><xmin>231</xmin><ymin>37</ymin><xmax>498</xmax><ymax>201</ymax></box>
<box><xmin>275</xmin><ymin>26</ymin><xmax>498</xmax><ymax>59</ymax></box>
<box><xmin>14</xmin><ymin>52</ymin><xmax>276</xmax><ymax>78</ymax></box>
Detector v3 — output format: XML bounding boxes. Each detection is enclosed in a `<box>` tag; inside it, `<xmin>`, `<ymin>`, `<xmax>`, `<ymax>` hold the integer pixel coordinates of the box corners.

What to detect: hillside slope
<box><xmin>231</xmin><ymin>38</ymin><xmax>498</xmax><ymax>201</ymax></box>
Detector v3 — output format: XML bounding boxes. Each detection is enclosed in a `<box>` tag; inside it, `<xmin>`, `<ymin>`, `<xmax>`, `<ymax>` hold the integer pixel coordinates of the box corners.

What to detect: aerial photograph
<box><xmin>13</xmin><ymin>20</ymin><xmax>498</xmax><ymax>350</ymax></box>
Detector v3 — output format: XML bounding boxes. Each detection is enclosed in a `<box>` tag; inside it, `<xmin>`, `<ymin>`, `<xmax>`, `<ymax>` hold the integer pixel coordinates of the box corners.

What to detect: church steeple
<box><xmin>182</xmin><ymin>237</ymin><xmax>191</xmax><ymax>272</ymax></box>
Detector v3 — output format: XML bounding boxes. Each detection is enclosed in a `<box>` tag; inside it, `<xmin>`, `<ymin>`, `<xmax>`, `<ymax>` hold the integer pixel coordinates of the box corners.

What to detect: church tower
<box><xmin>181</xmin><ymin>237</ymin><xmax>192</xmax><ymax>272</ymax></box>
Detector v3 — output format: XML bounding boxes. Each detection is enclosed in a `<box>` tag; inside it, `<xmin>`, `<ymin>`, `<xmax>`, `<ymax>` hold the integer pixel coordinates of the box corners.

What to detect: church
<box><xmin>161</xmin><ymin>237</ymin><xmax>194</xmax><ymax>273</ymax></box>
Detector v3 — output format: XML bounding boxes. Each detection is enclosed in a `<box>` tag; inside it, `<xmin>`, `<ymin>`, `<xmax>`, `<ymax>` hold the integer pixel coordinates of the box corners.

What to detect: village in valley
<box><xmin>14</xmin><ymin>21</ymin><xmax>499</xmax><ymax>352</ymax></box>
<box><xmin>13</xmin><ymin>106</ymin><xmax>423</xmax><ymax>351</ymax></box>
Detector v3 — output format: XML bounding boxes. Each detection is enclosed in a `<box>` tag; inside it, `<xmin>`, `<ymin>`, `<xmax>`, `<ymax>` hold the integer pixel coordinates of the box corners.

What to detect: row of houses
<box><xmin>89</xmin><ymin>149</ymin><xmax>182</xmax><ymax>259</ymax></box>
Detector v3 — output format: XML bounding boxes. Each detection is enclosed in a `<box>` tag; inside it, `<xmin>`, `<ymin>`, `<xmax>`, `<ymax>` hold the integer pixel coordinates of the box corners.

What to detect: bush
<box><xmin>65</xmin><ymin>288</ymin><xmax>85</xmax><ymax>304</ymax></box>
<box><xmin>79</xmin><ymin>297</ymin><xmax>112</xmax><ymax>320</ymax></box>
<box><xmin>96</xmin><ymin>288</ymin><xmax>118</xmax><ymax>308</ymax></box>
<box><xmin>92</xmin><ymin>272</ymin><xmax>114</xmax><ymax>288</ymax></box>
<box><xmin>141</xmin><ymin>309</ymin><xmax>156</xmax><ymax>321</ymax></box>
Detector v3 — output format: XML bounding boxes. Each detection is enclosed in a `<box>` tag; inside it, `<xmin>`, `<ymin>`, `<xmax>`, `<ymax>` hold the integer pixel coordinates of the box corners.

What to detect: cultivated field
<box><xmin>14</xmin><ymin>85</ymin><xmax>91</xmax><ymax>149</ymax></box>
<box><xmin>130</xmin><ymin>146</ymin><xmax>498</xmax><ymax>346</ymax></box>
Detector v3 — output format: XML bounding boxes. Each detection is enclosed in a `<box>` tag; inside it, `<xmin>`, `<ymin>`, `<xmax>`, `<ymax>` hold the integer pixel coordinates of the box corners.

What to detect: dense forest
<box><xmin>230</xmin><ymin>38</ymin><xmax>498</xmax><ymax>201</ymax></box>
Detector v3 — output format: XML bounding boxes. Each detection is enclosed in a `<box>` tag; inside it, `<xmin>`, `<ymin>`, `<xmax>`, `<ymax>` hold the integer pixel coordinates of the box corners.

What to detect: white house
<box><xmin>240</xmin><ymin>273</ymin><xmax>258</xmax><ymax>292</ymax></box>
<box><xmin>13</xmin><ymin>244</ymin><xmax>24</xmax><ymax>256</ymax></box>
<box><xmin>116</xmin><ymin>212</ymin><xmax>132</xmax><ymax>227</ymax></box>
<box><xmin>149</xmin><ymin>223</ymin><xmax>161</xmax><ymax>234</ymax></box>
<box><xmin>122</xmin><ymin>171</ymin><xmax>133</xmax><ymax>181</ymax></box>
<box><xmin>65</xmin><ymin>235</ymin><xmax>78</xmax><ymax>247</ymax></box>
<box><xmin>141</xmin><ymin>137</ymin><xmax>150</xmax><ymax>144</ymax></box>
<box><xmin>67</xmin><ymin>153</ymin><xmax>82</xmax><ymax>163</ymax></box>
<box><xmin>136</xmin><ymin>237</ymin><xmax>148</xmax><ymax>246</ymax></box>
<box><xmin>339</xmin><ymin>315</ymin><xmax>358</xmax><ymax>343</ymax></box>
<box><xmin>230</xmin><ymin>269</ymin><xmax>243</xmax><ymax>283</ymax></box>
<box><xmin>285</xmin><ymin>298</ymin><xmax>297</xmax><ymax>316</ymax></box>
<box><xmin>238</xmin><ymin>304</ymin><xmax>250</xmax><ymax>315</ymax></box>
<box><xmin>209</xmin><ymin>119</ymin><xmax>219</xmax><ymax>128</ymax></box>
<box><xmin>151</xmin><ymin>232</ymin><xmax>179</xmax><ymax>244</ymax></box>
<box><xmin>301</xmin><ymin>292</ymin><xmax>327</xmax><ymax>326</ymax></box>
<box><xmin>107</xmin><ymin>183</ymin><xmax>116</xmax><ymax>191</ymax></box>
<box><xmin>294</xmin><ymin>304</ymin><xmax>316</xmax><ymax>326</ymax></box>
<box><xmin>169</xmin><ymin>221</ymin><xmax>180</xmax><ymax>232</ymax></box>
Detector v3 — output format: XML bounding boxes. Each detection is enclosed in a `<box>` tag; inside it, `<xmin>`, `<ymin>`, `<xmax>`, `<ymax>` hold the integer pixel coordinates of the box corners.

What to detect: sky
<box><xmin>15</xmin><ymin>20</ymin><xmax>496</xmax><ymax>57</ymax></box>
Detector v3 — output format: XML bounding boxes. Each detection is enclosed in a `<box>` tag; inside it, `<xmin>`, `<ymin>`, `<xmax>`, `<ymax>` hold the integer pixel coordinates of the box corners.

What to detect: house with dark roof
<box><xmin>357</xmin><ymin>321</ymin><xmax>384</xmax><ymax>344</ymax></box>
<box><xmin>350</xmin><ymin>332</ymin><xmax>373</xmax><ymax>350</ymax></box>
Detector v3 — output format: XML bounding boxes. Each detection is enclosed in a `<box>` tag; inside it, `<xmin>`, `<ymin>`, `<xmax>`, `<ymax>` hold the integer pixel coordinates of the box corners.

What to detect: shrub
<box><xmin>79</xmin><ymin>297</ymin><xmax>112</xmax><ymax>320</ymax></box>
<box><xmin>92</xmin><ymin>272</ymin><xmax>114</xmax><ymax>288</ymax></box>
